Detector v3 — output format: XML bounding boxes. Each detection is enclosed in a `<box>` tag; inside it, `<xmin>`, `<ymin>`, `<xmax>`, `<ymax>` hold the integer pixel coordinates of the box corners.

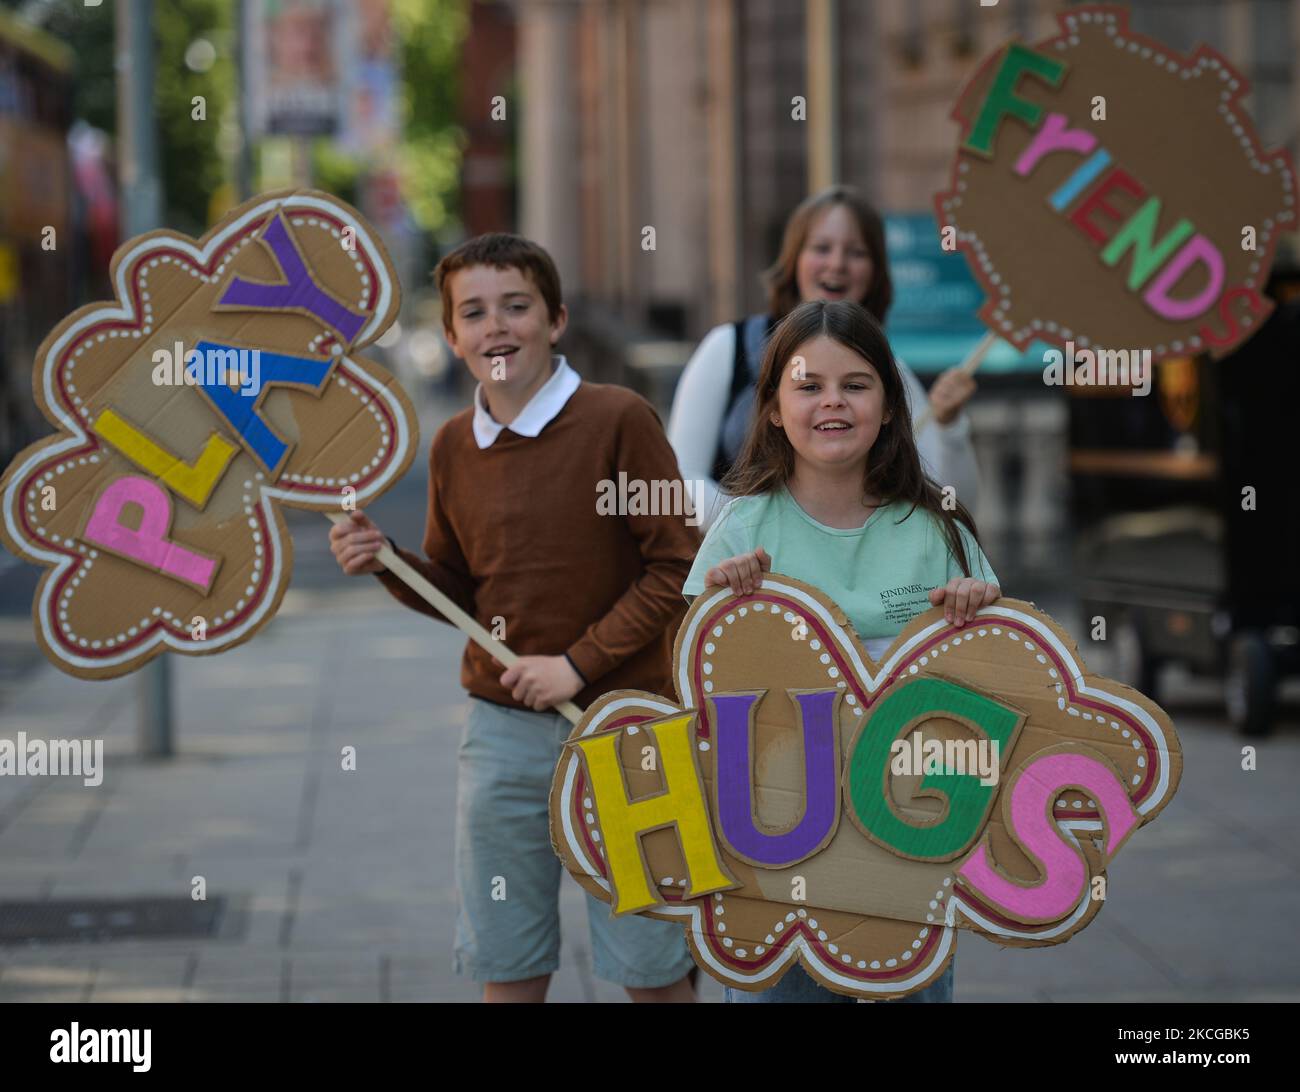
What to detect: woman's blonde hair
<box><xmin>761</xmin><ymin>185</ymin><xmax>894</xmax><ymax>323</ymax></box>
<box><xmin>721</xmin><ymin>300</ymin><xmax>979</xmax><ymax>577</ymax></box>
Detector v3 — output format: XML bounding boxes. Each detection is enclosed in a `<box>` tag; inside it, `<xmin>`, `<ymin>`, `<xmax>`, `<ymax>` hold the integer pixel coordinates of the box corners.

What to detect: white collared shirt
<box><xmin>471</xmin><ymin>355</ymin><xmax>581</xmax><ymax>450</ymax></box>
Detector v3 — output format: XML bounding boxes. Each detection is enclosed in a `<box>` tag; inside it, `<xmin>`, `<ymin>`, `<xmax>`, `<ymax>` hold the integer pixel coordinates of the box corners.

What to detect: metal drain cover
<box><xmin>0</xmin><ymin>897</ymin><xmax>243</xmax><ymax>944</ymax></box>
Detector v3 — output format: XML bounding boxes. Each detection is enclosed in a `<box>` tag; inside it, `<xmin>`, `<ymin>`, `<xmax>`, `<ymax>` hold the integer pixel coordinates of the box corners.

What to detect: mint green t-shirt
<box><xmin>682</xmin><ymin>488</ymin><xmax>997</xmax><ymax>655</ymax></box>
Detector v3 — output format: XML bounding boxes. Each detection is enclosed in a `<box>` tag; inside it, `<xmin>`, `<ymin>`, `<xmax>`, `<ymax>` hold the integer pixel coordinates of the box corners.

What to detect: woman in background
<box><xmin>669</xmin><ymin>185</ymin><xmax>981</xmax><ymax>530</ymax></box>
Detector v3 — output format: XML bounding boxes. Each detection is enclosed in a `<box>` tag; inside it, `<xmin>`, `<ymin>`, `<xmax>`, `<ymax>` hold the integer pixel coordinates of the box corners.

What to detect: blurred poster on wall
<box><xmin>340</xmin><ymin>1</ymin><xmax>410</xmax><ymax>288</ymax></box>
<box><xmin>341</xmin><ymin>0</ymin><xmax>400</xmax><ymax>156</ymax></box>
<box><xmin>246</xmin><ymin>0</ymin><xmax>344</xmax><ymax>137</ymax></box>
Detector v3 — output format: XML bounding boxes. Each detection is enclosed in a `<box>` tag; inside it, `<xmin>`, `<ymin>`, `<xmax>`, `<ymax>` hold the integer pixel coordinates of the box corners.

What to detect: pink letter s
<box><xmin>957</xmin><ymin>750</ymin><xmax>1140</xmax><ymax>922</ymax></box>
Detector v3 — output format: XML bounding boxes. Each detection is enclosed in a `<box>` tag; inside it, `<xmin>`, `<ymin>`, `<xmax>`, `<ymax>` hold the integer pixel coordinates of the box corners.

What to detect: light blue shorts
<box><xmin>453</xmin><ymin>698</ymin><xmax>696</xmax><ymax>987</ymax></box>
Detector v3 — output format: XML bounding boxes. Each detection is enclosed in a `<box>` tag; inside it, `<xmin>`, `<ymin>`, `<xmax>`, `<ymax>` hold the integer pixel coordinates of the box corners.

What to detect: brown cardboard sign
<box><xmin>936</xmin><ymin>5</ymin><xmax>1296</xmax><ymax>364</ymax></box>
<box><xmin>549</xmin><ymin>576</ymin><xmax>1182</xmax><ymax>998</ymax></box>
<box><xmin>0</xmin><ymin>190</ymin><xmax>418</xmax><ymax>678</ymax></box>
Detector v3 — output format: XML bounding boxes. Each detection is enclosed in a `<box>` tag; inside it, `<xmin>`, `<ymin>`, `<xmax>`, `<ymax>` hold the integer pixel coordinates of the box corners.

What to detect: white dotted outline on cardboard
<box><xmin>941</xmin><ymin>9</ymin><xmax>1294</xmax><ymax>355</ymax></box>
<box><xmin>42</xmin><ymin>473</ymin><xmax>268</xmax><ymax>647</ymax></box>
<box><xmin>698</xmin><ymin>603</ymin><xmax>1149</xmax><ymax>801</ymax></box>
<box><xmin>36</xmin><ymin>215</ymin><xmax>387</xmax><ymax>644</ymax></box>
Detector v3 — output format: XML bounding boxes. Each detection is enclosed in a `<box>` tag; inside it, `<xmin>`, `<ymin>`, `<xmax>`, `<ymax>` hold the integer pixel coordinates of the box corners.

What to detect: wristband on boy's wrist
<box><xmin>563</xmin><ymin>653</ymin><xmax>588</xmax><ymax>686</ymax></box>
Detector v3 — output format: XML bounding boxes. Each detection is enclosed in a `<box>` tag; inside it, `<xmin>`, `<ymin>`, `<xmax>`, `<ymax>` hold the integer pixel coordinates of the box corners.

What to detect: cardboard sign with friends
<box><xmin>550</xmin><ymin>577</ymin><xmax>1181</xmax><ymax>998</ymax></box>
<box><xmin>937</xmin><ymin>5</ymin><xmax>1296</xmax><ymax>367</ymax></box>
<box><xmin>0</xmin><ymin>190</ymin><xmax>418</xmax><ymax>678</ymax></box>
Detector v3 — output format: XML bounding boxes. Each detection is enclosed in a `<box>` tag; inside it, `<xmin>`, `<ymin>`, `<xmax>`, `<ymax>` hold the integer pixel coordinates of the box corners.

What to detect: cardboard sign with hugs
<box><xmin>0</xmin><ymin>190</ymin><xmax>418</xmax><ymax>678</ymax></box>
<box><xmin>549</xmin><ymin>577</ymin><xmax>1181</xmax><ymax>999</ymax></box>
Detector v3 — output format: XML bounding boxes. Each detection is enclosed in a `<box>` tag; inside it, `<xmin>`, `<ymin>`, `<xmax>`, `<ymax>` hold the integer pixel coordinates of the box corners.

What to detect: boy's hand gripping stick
<box><xmin>325</xmin><ymin>512</ymin><xmax>585</xmax><ymax>725</ymax></box>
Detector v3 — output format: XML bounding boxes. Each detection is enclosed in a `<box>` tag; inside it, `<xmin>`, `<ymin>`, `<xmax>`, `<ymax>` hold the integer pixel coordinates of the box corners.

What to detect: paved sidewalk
<box><xmin>0</xmin><ymin>583</ymin><xmax>673</xmax><ymax>1002</ymax></box>
<box><xmin>2</xmin><ymin>374</ymin><xmax>1298</xmax><ymax>1003</ymax></box>
<box><xmin>2</xmin><ymin>578</ymin><xmax>1298</xmax><ymax>1002</ymax></box>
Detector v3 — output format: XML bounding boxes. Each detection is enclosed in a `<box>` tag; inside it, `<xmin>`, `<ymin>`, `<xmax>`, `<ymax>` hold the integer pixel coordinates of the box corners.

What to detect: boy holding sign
<box><xmin>330</xmin><ymin>234</ymin><xmax>700</xmax><ymax>1002</ymax></box>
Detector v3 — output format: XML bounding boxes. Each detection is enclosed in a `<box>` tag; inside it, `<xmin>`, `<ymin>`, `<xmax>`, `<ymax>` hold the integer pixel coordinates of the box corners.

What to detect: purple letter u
<box><xmin>711</xmin><ymin>690</ymin><xmax>840</xmax><ymax>868</ymax></box>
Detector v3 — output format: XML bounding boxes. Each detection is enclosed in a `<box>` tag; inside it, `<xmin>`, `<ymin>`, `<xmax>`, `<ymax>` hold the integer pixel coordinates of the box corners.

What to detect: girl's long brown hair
<box><xmin>762</xmin><ymin>185</ymin><xmax>893</xmax><ymax>323</ymax></box>
<box><xmin>721</xmin><ymin>300</ymin><xmax>981</xmax><ymax>577</ymax></box>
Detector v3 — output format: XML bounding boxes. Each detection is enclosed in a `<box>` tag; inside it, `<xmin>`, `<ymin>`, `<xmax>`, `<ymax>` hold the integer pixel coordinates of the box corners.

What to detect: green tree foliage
<box><xmin>152</xmin><ymin>0</ymin><xmax>232</xmax><ymax>234</ymax></box>
<box><xmin>391</xmin><ymin>0</ymin><xmax>469</xmax><ymax>236</ymax></box>
<box><xmin>14</xmin><ymin>0</ymin><xmax>229</xmax><ymax>234</ymax></box>
<box><xmin>309</xmin><ymin>0</ymin><xmax>469</xmax><ymax>238</ymax></box>
<box><xmin>8</xmin><ymin>0</ymin><xmax>468</xmax><ymax>238</ymax></box>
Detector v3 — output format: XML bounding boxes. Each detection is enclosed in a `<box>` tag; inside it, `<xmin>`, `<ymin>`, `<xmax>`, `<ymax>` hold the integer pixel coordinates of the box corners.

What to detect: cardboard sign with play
<box><xmin>549</xmin><ymin>576</ymin><xmax>1181</xmax><ymax>998</ymax></box>
<box><xmin>0</xmin><ymin>190</ymin><xmax>418</xmax><ymax>678</ymax></box>
<box><xmin>937</xmin><ymin>5</ymin><xmax>1296</xmax><ymax>365</ymax></box>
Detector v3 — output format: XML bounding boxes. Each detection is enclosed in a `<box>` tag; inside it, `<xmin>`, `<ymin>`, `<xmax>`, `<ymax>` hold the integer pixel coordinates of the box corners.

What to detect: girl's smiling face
<box><xmin>795</xmin><ymin>203</ymin><xmax>874</xmax><ymax>306</ymax></box>
<box><xmin>771</xmin><ymin>335</ymin><xmax>888</xmax><ymax>475</ymax></box>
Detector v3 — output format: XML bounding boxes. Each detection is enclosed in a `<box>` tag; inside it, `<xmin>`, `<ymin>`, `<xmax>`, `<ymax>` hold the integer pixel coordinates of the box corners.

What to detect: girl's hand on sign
<box><xmin>929</xmin><ymin>577</ymin><xmax>1000</xmax><ymax>626</ymax></box>
<box><xmin>928</xmin><ymin>367</ymin><xmax>977</xmax><ymax>425</ymax></box>
<box><xmin>501</xmin><ymin>655</ymin><xmax>584</xmax><ymax>711</ymax></box>
<box><xmin>329</xmin><ymin>510</ymin><xmax>387</xmax><ymax>575</ymax></box>
<box><xmin>703</xmin><ymin>546</ymin><xmax>771</xmax><ymax>596</ymax></box>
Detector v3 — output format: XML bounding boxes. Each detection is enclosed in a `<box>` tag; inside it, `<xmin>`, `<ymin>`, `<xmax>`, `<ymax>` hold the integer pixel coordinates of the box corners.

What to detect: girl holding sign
<box><xmin>669</xmin><ymin>186</ymin><xmax>981</xmax><ymax>530</ymax></box>
<box><xmin>683</xmin><ymin>299</ymin><xmax>1002</xmax><ymax>1003</ymax></box>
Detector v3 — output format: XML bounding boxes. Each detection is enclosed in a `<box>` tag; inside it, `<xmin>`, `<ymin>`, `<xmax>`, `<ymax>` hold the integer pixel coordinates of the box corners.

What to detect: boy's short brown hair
<box><xmin>434</xmin><ymin>233</ymin><xmax>564</xmax><ymax>332</ymax></box>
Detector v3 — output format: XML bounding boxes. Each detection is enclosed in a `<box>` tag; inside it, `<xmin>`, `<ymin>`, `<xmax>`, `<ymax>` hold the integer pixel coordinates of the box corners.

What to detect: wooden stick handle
<box><xmin>325</xmin><ymin>512</ymin><xmax>585</xmax><ymax>725</ymax></box>
<box><xmin>912</xmin><ymin>330</ymin><xmax>997</xmax><ymax>436</ymax></box>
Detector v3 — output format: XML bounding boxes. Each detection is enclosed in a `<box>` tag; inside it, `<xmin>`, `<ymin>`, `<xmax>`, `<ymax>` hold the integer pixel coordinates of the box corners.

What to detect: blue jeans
<box><xmin>723</xmin><ymin>960</ymin><xmax>955</xmax><ymax>1003</ymax></box>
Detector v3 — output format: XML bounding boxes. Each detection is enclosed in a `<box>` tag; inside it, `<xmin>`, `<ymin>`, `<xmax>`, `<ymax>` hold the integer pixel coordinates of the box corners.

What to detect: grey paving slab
<box><xmin>73</xmin><ymin>761</ymin><xmax>304</xmax><ymax>859</ymax></box>
<box><xmin>386</xmin><ymin>953</ymin><xmax>481</xmax><ymax>1002</ymax></box>
<box><xmin>0</xmin><ymin>779</ymin><xmax>105</xmax><ymax>861</ymax></box>
<box><xmin>0</xmin><ymin>960</ymin><xmax>95</xmax><ymax>1002</ymax></box>
<box><xmin>2</xmin><ymin>945</ymin><xmax>109</xmax><ymax>967</ymax></box>
<box><xmin>185</xmin><ymin>982</ymin><xmax>279</xmax><ymax>1003</ymax></box>
<box><xmin>4</xmin><ymin>939</ymin><xmax>200</xmax><ymax>966</ymax></box>
<box><xmin>1106</xmin><ymin>884</ymin><xmax>1300</xmax><ymax>989</ymax></box>
<box><xmin>284</xmin><ymin>953</ymin><xmax>382</xmax><ymax>1003</ymax></box>
<box><xmin>0</xmin><ymin>774</ymin><xmax>34</xmax><ymax>815</ymax></box>
<box><xmin>0</xmin><ymin>863</ymin><xmax>54</xmax><ymax>898</ymax></box>
<box><xmin>945</xmin><ymin>915</ymin><xmax>1177</xmax><ymax>999</ymax></box>
<box><xmin>45</xmin><ymin>868</ymin><xmax>196</xmax><ymax>899</ymax></box>
<box><xmin>187</xmin><ymin>951</ymin><xmax>286</xmax><ymax>1002</ymax></box>
<box><xmin>86</xmin><ymin>953</ymin><xmax>191</xmax><ymax>1002</ymax></box>
<box><xmin>1043</xmin><ymin>985</ymin><xmax>1300</xmax><ymax>1003</ymax></box>
<box><xmin>2</xmin><ymin>673</ymin><xmax>130</xmax><ymax>718</ymax></box>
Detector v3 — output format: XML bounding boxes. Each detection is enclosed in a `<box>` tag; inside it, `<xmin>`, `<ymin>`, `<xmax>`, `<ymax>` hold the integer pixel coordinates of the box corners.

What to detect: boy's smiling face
<box><xmin>772</xmin><ymin>335</ymin><xmax>888</xmax><ymax>476</ymax></box>
<box><xmin>443</xmin><ymin>264</ymin><xmax>568</xmax><ymax>410</ymax></box>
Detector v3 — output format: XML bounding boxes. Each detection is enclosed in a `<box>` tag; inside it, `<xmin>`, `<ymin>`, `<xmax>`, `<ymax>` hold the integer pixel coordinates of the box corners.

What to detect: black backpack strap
<box><xmin>728</xmin><ymin>318</ymin><xmax>750</xmax><ymax>402</ymax></box>
<box><xmin>712</xmin><ymin>320</ymin><xmax>750</xmax><ymax>482</ymax></box>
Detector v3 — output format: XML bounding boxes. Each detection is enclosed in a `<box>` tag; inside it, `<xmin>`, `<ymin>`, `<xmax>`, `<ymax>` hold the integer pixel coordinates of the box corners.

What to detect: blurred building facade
<box><xmin>452</xmin><ymin>0</ymin><xmax>1300</xmax><ymax>582</ymax></box>
<box><xmin>494</xmin><ymin>0</ymin><xmax>1300</xmax><ymax>337</ymax></box>
<box><xmin>460</xmin><ymin>0</ymin><xmax>517</xmax><ymax>235</ymax></box>
<box><xmin>0</xmin><ymin>12</ymin><xmax>81</xmax><ymax>467</ymax></box>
